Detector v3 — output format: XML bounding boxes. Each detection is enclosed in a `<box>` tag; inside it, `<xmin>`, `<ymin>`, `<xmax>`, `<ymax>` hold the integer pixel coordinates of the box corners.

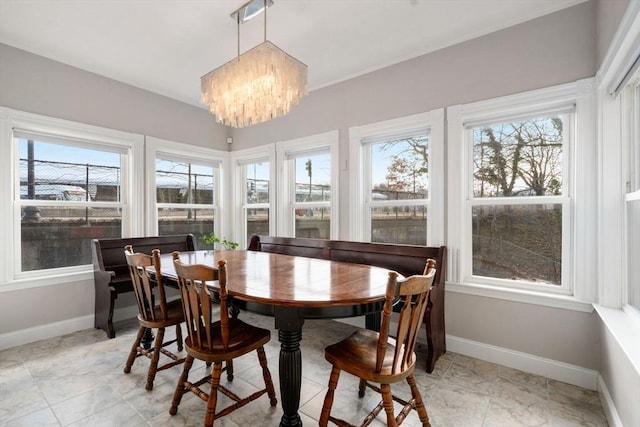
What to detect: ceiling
<box><xmin>0</xmin><ymin>0</ymin><xmax>587</xmax><ymax>109</ymax></box>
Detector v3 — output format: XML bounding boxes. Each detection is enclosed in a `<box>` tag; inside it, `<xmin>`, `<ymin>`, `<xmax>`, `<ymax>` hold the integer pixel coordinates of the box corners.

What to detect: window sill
<box><xmin>446</xmin><ymin>281</ymin><xmax>594</xmax><ymax>312</ymax></box>
<box><xmin>0</xmin><ymin>268</ymin><xmax>94</xmax><ymax>292</ymax></box>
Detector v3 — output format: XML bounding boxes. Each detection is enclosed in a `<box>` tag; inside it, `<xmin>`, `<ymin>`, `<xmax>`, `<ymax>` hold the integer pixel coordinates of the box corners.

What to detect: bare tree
<box><xmin>378</xmin><ymin>136</ymin><xmax>429</xmax><ymax>198</ymax></box>
<box><xmin>473</xmin><ymin>117</ymin><xmax>563</xmax><ymax>197</ymax></box>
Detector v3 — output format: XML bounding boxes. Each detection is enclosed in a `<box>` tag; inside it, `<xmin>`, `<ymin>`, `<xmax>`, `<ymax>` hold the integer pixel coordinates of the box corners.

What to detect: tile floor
<box><xmin>0</xmin><ymin>311</ymin><xmax>608</xmax><ymax>426</ymax></box>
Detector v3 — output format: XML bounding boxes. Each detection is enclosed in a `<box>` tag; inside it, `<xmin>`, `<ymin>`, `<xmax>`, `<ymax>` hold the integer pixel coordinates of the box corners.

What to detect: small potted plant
<box><xmin>202</xmin><ymin>233</ymin><xmax>239</xmax><ymax>251</ymax></box>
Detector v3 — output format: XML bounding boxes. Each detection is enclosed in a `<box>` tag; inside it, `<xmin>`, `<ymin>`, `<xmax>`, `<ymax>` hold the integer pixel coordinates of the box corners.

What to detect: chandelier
<box><xmin>201</xmin><ymin>0</ymin><xmax>308</xmax><ymax>128</ymax></box>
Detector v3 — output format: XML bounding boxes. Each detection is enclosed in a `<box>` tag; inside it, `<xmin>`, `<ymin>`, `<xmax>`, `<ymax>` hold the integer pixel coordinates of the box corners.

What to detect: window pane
<box><xmin>295</xmin><ymin>207</ymin><xmax>330</xmax><ymax>239</ymax></box>
<box><xmin>472</xmin><ymin>116</ymin><xmax>564</xmax><ymax>198</ymax></box>
<box><xmin>19</xmin><ymin>139</ymin><xmax>121</xmax><ymax>202</ymax></box>
<box><xmin>157</xmin><ymin>207</ymin><xmax>213</xmax><ymax>249</ymax></box>
<box><xmin>247</xmin><ymin>208</ymin><xmax>269</xmax><ymax>242</ymax></box>
<box><xmin>472</xmin><ymin>204</ymin><xmax>562</xmax><ymax>285</ymax></box>
<box><xmin>21</xmin><ymin>206</ymin><xmax>122</xmax><ymax>271</ymax></box>
<box><xmin>371</xmin><ymin>135</ymin><xmax>429</xmax><ymax>200</ymax></box>
<box><xmin>246</xmin><ymin>162</ymin><xmax>269</xmax><ymax>204</ymax></box>
<box><xmin>156</xmin><ymin>159</ymin><xmax>214</xmax><ymax>204</ymax></box>
<box><xmin>628</xmin><ymin>198</ymin><xmax>640</xmax><ymax>310</ymax></box>
<box><xmin>295</xmin><ymin>154</ymin><xmax>331</xmax><ymax>202</ymax></box>
<box><xmin>371</xmin><ymin>206</ymin><xmax>426</xmax><ymax>245</ymax></box>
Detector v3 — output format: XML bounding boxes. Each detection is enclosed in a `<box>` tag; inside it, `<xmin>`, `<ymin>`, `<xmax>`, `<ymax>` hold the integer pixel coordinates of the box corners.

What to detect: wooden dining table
<box><xmin>157</xmin><ymin>249</ymin><xmax>396</xmax><ymax>427</ymax></box>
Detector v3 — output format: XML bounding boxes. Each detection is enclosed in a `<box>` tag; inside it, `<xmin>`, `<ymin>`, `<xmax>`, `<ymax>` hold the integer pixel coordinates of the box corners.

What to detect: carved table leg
<box><xmin>275</xmin><ymin>307</ymin><xmax>304</xmax><ymax>427</ymax></box>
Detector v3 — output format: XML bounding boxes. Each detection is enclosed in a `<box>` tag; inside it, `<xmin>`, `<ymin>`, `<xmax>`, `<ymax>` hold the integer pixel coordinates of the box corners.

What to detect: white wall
<box><xmin>0</xmin><ymin>44</ymin><xmax>229</xmax><ymax>149</ymax></box>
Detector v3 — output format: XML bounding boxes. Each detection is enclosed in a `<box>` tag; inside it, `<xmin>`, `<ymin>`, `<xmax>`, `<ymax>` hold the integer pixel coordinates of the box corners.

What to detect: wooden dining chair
<box><xmin>123</xmin><ymin>245</ymin><xmax>185</xmax><ymax>391</ymax></box>
<box><xmin>319</xmin><ymin>259</ymin><xmax>437</xmax><ymax>427</ymax></box>
<box><xmin>169</xmin><ymin>251</ymin><xmax>277</xmax><ymax>427</ymax></box>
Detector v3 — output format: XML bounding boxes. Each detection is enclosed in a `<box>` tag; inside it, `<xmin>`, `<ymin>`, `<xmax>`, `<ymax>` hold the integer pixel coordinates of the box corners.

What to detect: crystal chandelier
<box><xmin>201</xmin><ymin>0</ymin><xmax>308</xmax><ymax>128</ymax></box>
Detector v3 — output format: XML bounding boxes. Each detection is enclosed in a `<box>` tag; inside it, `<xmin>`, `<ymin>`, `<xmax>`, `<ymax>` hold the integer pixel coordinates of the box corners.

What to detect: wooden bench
<box><xmin>247</xmin><ymin>235</ymin><xmax>447</xmax><ymax>373</ymax></box>
<box><xmin>91</xmin><ymin>234</ymin><xmax>196</xmax><ymax>338</ymax></box>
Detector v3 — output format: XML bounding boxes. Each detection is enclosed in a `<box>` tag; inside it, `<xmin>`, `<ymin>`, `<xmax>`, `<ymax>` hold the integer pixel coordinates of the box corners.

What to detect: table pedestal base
<box><xmin>275</xmin><ymin>307</ymin><xmax>304</xmax><ymax>427</ymax></box>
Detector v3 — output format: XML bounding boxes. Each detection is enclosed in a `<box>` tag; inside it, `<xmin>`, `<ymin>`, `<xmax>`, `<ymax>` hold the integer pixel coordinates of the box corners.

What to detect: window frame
<box><xmin>348</xmin><ymin>109</ymin><xmax>445</xmax><ymax>244</ymax></box>
<box><xmin>145</xmin><ymin>136</ymin><xmax>228</xmax><ymax>241</ymax></box>
<box><xmin>622</xmin><ymin>73</ymin><xmax>640</xmax><ymax>316</ymax></box>
<box><xmin>595</xmin><ymin>0</ymin><xmax>640</xmax><ymax>376</ymax></box>
<box><xmin>276</xmin><ymin>130</ymin><xmax>339</xmax><ymax>238</ymax></box>
<box><xmin>0</xmin><ymin>107</ymin><xmax>143</xmax><ymax>289</ymax></box>
<box><xmin>463</xmin><ymin>110</ymin><xmax>573</xmax><ymax>294</ymax></box>
<box><xmin>447</xmin><ymin>80</ymin><xmax>596</xmax><ymax>311</ymax></box>
<box><xmin>230</xmin><ymin>144</ymin><xmax>277</xmax><ymax>248</ymax></box>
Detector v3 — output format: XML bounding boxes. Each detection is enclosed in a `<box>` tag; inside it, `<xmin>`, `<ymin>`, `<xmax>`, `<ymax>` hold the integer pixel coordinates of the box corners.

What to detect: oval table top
<box><xmin>158</xmin><ymin>249</ymin><xmax>397</xmax><ymax>309</ymax></box>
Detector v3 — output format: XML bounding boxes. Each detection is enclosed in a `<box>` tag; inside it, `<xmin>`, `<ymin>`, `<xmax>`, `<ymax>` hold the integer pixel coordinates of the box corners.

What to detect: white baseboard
<box><xmin>446</xmin><ymin>334</ymin><xmax>599</xmax><ymax>390</ymax></box>
<box><xmin>0</xmin><ymin>305</ymin><xmax>138</xmax><ymax>350</ymax></box>
<box><xmin>335</xmin><ymin>319</ymin><xmax>599</xmax><ymax>390</ymax></box>
<box><xmin>0</xmin><ymin>311</ymin><xmax>604</xmax><ymax>395</ymax></box>
<box><xmin>598</xmin><ymin>373</ymin><xmax>624</xmax><ymax>427</ymax></box>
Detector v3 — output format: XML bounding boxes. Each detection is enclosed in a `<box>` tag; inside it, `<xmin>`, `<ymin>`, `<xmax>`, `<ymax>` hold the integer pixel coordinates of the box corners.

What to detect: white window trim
<box><xmin>598</xmin><ymin>0</ymin><xmax>640</xmax><ymax>316</ymax></box>
<box><xmin>276</xmin><ymin>130</ymin><xmax>339</xmax><ymax>238</ymax></box>
<box><xmin>0</xmin><ymin>107</ymin><xmax>143</xmax><ymax>291</ymax></box>
<box><xmin>348</xmin><ymin>109</ymin><xmax>445</xmax><ymax>244</ymax></box>
<box><xmin>145</xmin><ymin>136</ymin><xmax>229</xmax><ymax>240</ymax></box>
<box><xmin>230</xmin><ymin>144</ymin><xmax>277</xmax><ymax>248</ymax></box>
<box><xmin>447</xmin><ymin>79</ymin><xmax>597</xmax><ymax>312</ymax></box>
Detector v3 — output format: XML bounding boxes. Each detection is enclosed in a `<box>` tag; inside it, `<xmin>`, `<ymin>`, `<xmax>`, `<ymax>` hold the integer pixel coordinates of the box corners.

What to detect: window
<box><xmin>469</xmin><ymin>113</ymin><xmax>569</xmax><ymax>287</ymax></box>
<box><xmin>277</xmin><ymin>131</ymin><xmax>339</xmax><ymax>239</ymax></box>
<box><xmin>349</xmin><ymin>110</ymin><xmax>444</xmax><ymax>244</ymax></box>
<box><xmin>448</xmin><ymin>80</ymin><xmax>597</xmax><ymax>301</ymax></box>
<box><xmin>146</xmin><ymin>137</ymin><xmax>226</xmax><ymax>251</ymax></box>
<box><xmin>17</xmin><ymin>137</ymin><xmax>124</xmax><ymax>272</ymax></box>
<box><xmin>1</xmin><ymin>108</ymin><xmax>141</xmax><ymax>281</ymax></box>
<box><xmin>155</xmin><ymin>158</ymin><xmax>216</xmax><ymax>249</ymax></box>
<box><xmin>623</xmin><ymin>72</ymin><xmax>640</xmax><ymax>313</ymax></box>
<box><xmin>243</xmin><ymin>161</ymin><xmax>271</xmax><ymax>242</ymax></box>
<box><xmin>231</xmin><ymin>145</ymin><xmax>276</xmax><ymax>248</ymax></box>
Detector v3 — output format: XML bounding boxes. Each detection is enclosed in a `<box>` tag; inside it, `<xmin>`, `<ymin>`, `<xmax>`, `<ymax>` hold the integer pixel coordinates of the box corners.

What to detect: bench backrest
<box><xmin>329</xmin><ymin>240</ymin><xmax>445</xmax><ymax>281</ymax></box>
<box><xmin>92</xmin><ymin>234</ymin><xmax>196</xmax><ymax>282</ymax></box>
<box><xmin>248</xmin><ymin>235</ymin><xmax>329</xmax><ymax>259</ymax></box>
<box><xmin>247</xmin><ymin>235</ymin><xmax>446</xmax><ymax>287</ymax></box>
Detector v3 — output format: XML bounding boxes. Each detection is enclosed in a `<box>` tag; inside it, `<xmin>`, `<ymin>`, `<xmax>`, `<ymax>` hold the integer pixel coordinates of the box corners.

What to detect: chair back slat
<box><xmin>376</xmin><ymin>271</ymin><xmax>397</xmax><ymax>373</ymax></box>
<box><xmin>125</xmin><ymin>245</ymin><xmax>167</xmax><ymax>322</ymax></box>
<box><xmin>377</xmin><ymin>259</ymin><xmax>436</xmax><ymax>375</ymax></box>
<box><xmin>172</xmin><ymin>252</ymin><xmax>226</xmax><ymax>352</ymax></box>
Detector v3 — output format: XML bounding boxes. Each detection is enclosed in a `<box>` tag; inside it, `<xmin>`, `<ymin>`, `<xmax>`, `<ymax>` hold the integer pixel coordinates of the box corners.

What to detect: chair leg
<box><xmin>226</xmin><ymin>359</ymin><xmax>234</xmax><ymax>381</ymax></box>
<box><xmin>204</xmin><ymin>362</ymin><xmax>223</xmax><ymax>427</ymax></box>
<box><xmin>145</xmin><ymin>327</ymin><xmax>164</xmax><ymax>391</ymax></box>
<box><xmin>123</xmin><ymin>326</ymin><xmax>145</xmax><ymax>374</ymax></box>
<box><xmin>407</xmin><ymin>374</ymin><xmax>430</xmax><ymax>426</ymax></box>
<box><xmin>257</xmin><ymin>346</ymin><xmax>277</xmax><ymax>406</ymax></box>
<box><xmin>175</xmin><ymin>324</ymin><xmax>183</xmax><ymax>352</ymax></box>
<box><xmin>358</xmin><ymin>378</ymin><xmax>367</xmax><ymax>398</ymax></box>
<box><xmin>381</xmin><ymin>383</ymin><xmax>397</xmax><ymax>427</ymax></box>
<box><xmin>170</xmin><ymin>355</ymin><xmax>193</xmax><ymax>416</ymax></box>
<box><xmin>319</xmin><ymin>366</ymin><xmax>341</xmax><ymax>426</ymax></box>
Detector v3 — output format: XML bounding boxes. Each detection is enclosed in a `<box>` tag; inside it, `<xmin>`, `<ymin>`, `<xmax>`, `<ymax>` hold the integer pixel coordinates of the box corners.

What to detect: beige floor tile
<box><xmin>0</xmin><ymin>315</ymin><xmax>608</xmax><ymax>426</ymax></box>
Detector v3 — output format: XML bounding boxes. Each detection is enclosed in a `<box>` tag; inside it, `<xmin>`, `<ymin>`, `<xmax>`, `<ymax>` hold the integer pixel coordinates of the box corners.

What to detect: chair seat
<box><xmin>184</xmin><ymin>318</ymin><xmax>271</xmax><ymax>362</ymax></box>
<box><xmin>325</xmin><ymin>329</ymin><xmax>415</xmax><ymax>384</ymax></box>
<box><xmin>137</xmin><ymin>298</ymin><xmax>184</xmax><ymax>328</ymax></box>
